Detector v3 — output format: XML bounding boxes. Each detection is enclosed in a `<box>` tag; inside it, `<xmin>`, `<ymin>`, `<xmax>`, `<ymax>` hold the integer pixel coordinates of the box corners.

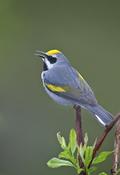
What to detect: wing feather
<box><xmin>43</xmin><ymin>65</ymin><xmax>97</xmax><ymax>105</ymax></box>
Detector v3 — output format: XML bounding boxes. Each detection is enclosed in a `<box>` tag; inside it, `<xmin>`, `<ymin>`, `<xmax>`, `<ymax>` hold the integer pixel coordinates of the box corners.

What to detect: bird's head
<box><xmin>35</xmin><ymin>49</ymin><xmax>69</xmax><ymax>71</ymax></box>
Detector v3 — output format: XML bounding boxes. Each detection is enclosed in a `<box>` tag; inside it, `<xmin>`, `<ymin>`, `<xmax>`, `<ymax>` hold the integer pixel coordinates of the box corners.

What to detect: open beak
<box><xmin>34</xmin><ymin>50</ymin><xmax>48</xmax><ymax>61</ymax></box>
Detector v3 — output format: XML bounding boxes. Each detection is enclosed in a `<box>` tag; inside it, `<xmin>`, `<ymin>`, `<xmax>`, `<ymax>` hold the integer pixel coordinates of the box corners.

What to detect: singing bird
<box><xmin>35</xmin><ymin>49</ymin><xmax>113</xmax><ymax>127</ymax></box>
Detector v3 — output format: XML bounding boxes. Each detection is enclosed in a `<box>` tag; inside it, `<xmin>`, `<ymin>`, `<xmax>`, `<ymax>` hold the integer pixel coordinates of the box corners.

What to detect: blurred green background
<box><xmin>0</xmin><ymin>1</ymin><xmax>120</xmax><ymax>175</ymax></box>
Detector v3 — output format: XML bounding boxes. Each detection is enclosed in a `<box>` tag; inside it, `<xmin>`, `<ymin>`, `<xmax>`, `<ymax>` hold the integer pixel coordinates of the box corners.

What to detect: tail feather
<box><xmin>85</xmin><ymin>104</ymin><xmax>113</xmax><ymax>127</ymax></box>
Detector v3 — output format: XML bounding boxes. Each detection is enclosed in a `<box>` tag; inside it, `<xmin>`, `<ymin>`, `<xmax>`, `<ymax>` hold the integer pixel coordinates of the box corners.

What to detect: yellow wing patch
<box><xmin>46</xmin><ymin>49</ymin><xmax>61</xmax><ymax>56</ymax></box>
<box><xmin>45</xmin><ymin>84</ymin><xmax>66</xmax><ymax>92</ymax></box>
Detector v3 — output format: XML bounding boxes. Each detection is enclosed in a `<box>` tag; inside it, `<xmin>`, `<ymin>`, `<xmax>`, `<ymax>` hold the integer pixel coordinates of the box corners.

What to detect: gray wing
<box><xmin>43</xmin><ymin>65</ymin><xmax>97</xmax><ymax>105</ymax></box>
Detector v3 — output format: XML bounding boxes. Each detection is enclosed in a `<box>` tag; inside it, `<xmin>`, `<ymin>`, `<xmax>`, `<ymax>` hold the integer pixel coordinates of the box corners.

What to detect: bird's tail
<box><xmin>85</xmin><ymin>104</ymin><xmax>113</xmax><ymax>127</ymax></box>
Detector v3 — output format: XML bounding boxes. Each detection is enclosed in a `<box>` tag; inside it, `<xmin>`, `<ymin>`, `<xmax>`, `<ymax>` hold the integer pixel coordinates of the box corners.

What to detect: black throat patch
<box><xmin>43</xmin><ymin>62</ymin><xmax>48</xmax><ymax>71</ymax></box>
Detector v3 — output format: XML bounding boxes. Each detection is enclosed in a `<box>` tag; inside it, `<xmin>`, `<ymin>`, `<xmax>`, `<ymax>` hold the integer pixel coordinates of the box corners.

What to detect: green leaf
<box><xmin>84</xmin><ymin>146</ymin><xmax>94</xmax><ymax>167</ymax></box>
<box><xmin>84</xmin><ymin>133</ymin><xmax>88</xmax><ymax>146</ymax></box>
<box><xmin>77</xmin><ymin>168</ymin><xmax>84</xmax><ymax>174</ymax></box>
<box><xmin>79</xmin><ymin>143</ymin><xmax>85</xmax><ymax>163</ymax></box>
<box><xmin>57</xmin><ymin>132</ymin><xmax>67</xmax><ymax>149</ymax></box>
<box><xmin>88</xmin><ymin>166</ymin><xmax>97</xmax><ymax>173</ymax></box>
<box><xmin>47</xmin><ymin>158</ymin><xmax>74</xmax><ymax>168</ymax></box>
<box><xmin>69</xmin><ymin>129</ymin><xmax>77</xmax><ymax>155</ymax></box>
<box><xmin>92</xmin><ymin>151</ymin><xmax>113</xmax><ymax>165</ymax></box>
<box><xmin>116</xmin><ymin>168</ymin><xmax>120</xmax><ymax>175</ymax></box>
<box><xmin>59</xmin><ymin>150</ymin><xmax>70</xmax><ymax>159</ymax></box>
<box><xmin>98</xmin><ymin>172</ymin><xmax>108</xmax><ymax>175</ymax></box>
<box><xmin>58</xmin><ymin>150</ymin><xmax>76</xmax><ymax>165</ymax></box>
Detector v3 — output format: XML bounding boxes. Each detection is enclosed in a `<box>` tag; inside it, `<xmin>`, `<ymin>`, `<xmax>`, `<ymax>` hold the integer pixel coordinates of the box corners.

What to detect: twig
<box><xmin>74</xmin><ymin>105</ymin><xmax>84</xmax><ymax>145</ymax></box>
<box><xmin>73</xmin><ymin>105</ymin><xmax>120</xmax><ymax>174</ymax></box>
<box><xmin>73</xmin><ymin>105</ymin><xmax>85</xmax><ymax>175</ymax></box>
<box><xmin>111</xmin><ymin>117</ymin><xmax>120</xmax><ymax>175</ymax></box>
<box><xmin>88</xmin><ymin>113</ymin><xmax>120</xmax><ymax>168</ymax></box>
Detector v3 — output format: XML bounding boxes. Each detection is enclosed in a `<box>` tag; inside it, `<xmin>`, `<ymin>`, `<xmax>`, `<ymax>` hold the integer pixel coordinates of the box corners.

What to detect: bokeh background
<box><xmin>0</xmin><ymin>1</ymin><xmax>120</xmax><ymax>175</ymax></box>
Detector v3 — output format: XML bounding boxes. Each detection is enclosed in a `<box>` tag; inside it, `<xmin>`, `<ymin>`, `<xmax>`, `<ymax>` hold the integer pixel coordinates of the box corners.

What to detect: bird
<box><xmin>35</xmin><ymin>49</ymin><xmax>113</xmax><ymax>127</ymax></box>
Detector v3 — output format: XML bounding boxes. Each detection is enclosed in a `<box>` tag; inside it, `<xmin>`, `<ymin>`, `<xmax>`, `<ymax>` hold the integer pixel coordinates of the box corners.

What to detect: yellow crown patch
<box><xmin>46</xmin><ymin>49</ymin><xmax>61</xmax><ymax>55</ymax></box>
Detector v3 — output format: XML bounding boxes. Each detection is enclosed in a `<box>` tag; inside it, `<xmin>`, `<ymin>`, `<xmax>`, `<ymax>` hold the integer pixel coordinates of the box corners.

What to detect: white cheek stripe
<box><xmin>45</xmin><ymin>58</ymin><xmax>54</xmax><ymax>69</ymax></box>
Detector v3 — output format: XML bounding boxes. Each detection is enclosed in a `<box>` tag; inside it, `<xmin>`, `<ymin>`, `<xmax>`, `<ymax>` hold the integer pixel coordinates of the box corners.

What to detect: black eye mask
<box><xmin>47</xmin><ymin>56</ymin><xmax>57</xmax><ymax>64</ymax></box>
<box><xmin>43</xmin><ymin>55</ymin><xmax>57</xmax><ymax>71</ymax></box>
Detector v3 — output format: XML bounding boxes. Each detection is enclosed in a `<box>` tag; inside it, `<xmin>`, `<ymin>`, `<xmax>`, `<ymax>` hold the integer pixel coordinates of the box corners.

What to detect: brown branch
<box><xmin>73</xmin><ymin>105</ymin><xmax>85</xmax><ymax>175</ymax></box>
<box><xmin>111</xmin><ymin>117</ymin><xmax>120</xmax><ymax>175</ymax></box>
<box><xmin>74</xmin><ymin>105</ymin><xmax>84</xmax><ymax>145</ymax></box>
<box><xmin>88</xmin><ymin>113</ymin><xmax>120</xmax><ymax>168</ymax></box>
<box><xmin>73</xmin><ymin>105</ymin><xmax>120</xmax><ymax>174</ymax></box>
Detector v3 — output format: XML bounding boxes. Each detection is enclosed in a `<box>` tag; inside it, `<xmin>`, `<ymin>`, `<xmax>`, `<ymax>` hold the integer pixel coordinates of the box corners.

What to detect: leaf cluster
<box><xmin>47</xmin><ymin>129</ymin><xmax>112</xmax><ymax>175</ymax></box>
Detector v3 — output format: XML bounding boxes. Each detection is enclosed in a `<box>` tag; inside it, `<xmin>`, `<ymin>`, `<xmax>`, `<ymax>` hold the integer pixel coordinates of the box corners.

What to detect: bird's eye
<box><xmin>47</xmin><ymin>56</ymin><xmax>57</xmax><ymax>64</ymax></box>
